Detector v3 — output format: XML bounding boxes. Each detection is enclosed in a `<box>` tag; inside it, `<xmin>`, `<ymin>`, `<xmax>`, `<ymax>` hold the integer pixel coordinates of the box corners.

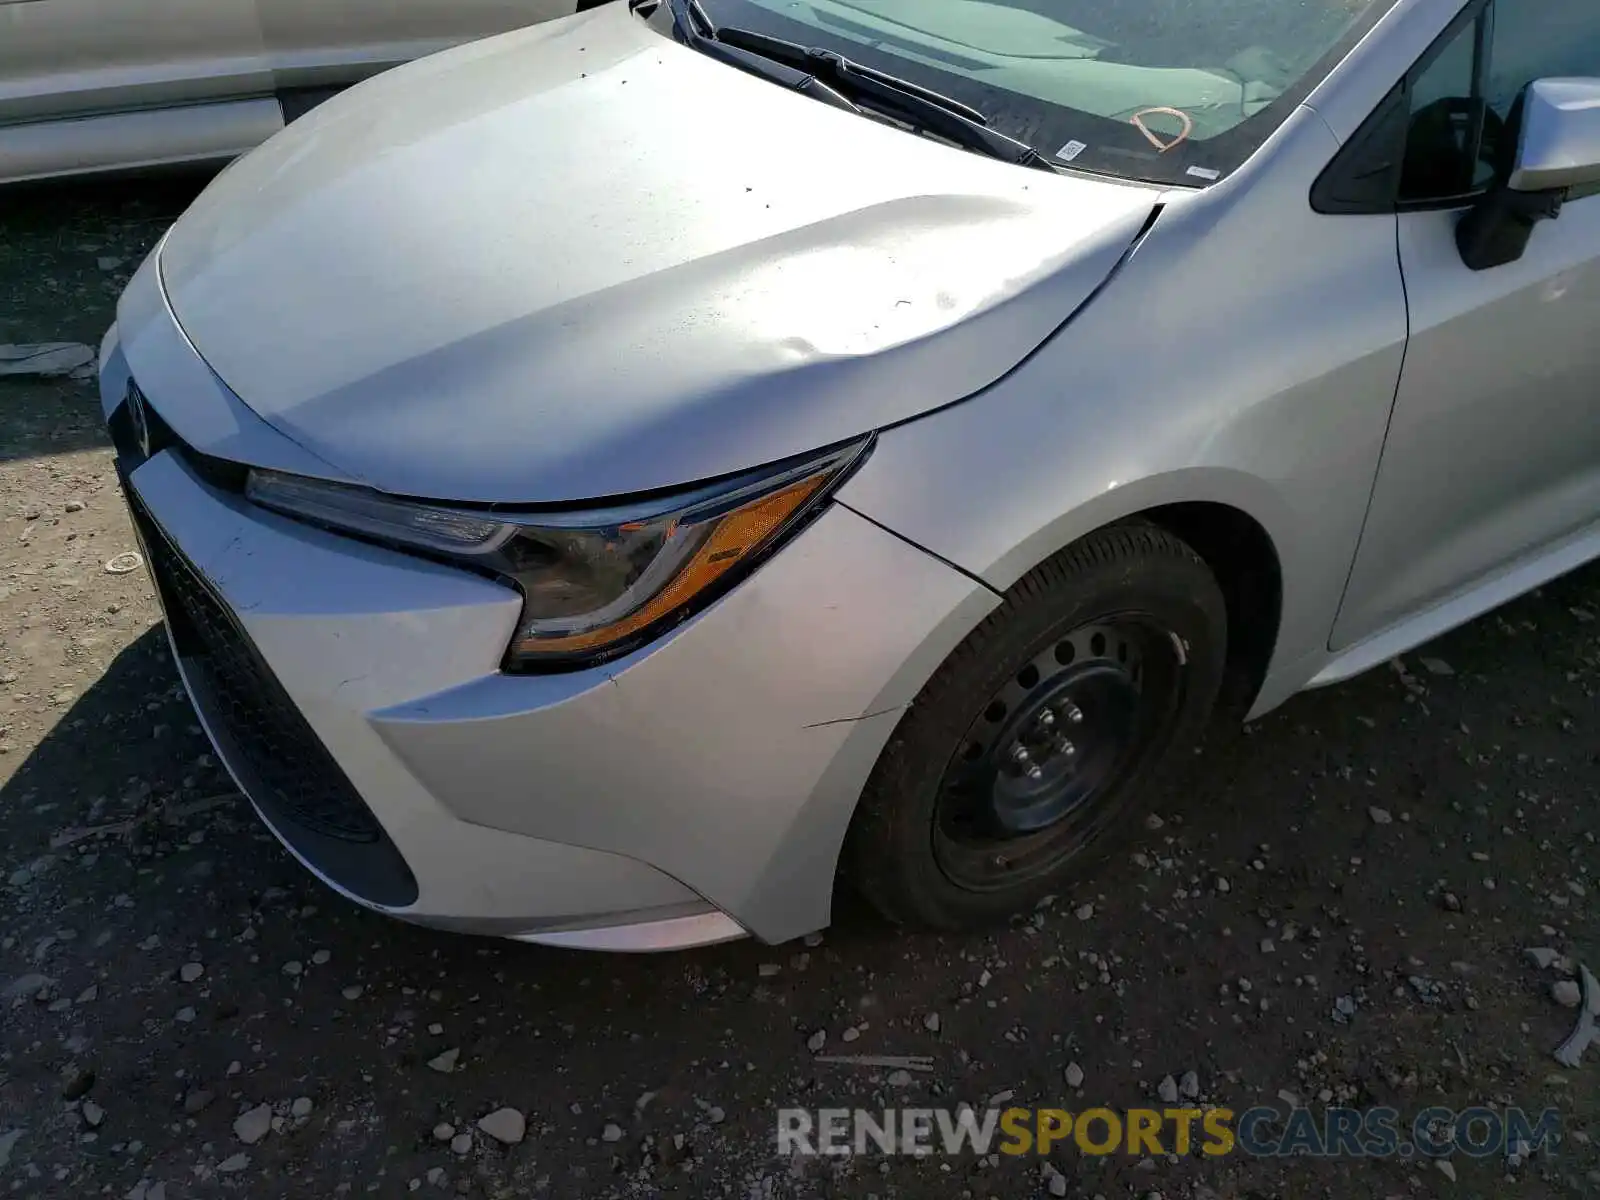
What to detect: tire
<box><xmin>845</xmin><ymin>521</ymin><xmax>1227</xmax><ymax>930</ymax></box>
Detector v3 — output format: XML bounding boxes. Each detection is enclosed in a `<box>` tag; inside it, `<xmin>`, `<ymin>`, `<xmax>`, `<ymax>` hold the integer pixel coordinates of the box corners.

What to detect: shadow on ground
<box><xmin>2</xmin><ymin>562</ymin><xmax>1597</xmax><ymax>1195</ymax></box>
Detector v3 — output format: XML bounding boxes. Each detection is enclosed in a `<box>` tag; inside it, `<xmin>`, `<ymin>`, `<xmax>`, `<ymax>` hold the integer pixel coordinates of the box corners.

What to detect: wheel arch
<box><xmin>933</xmin><ymin>469</ymin><xmax>1289</xmax><ymax>716</ymax></box>
<box><xmin>1136</xmin><ymin>501</ymin><xmax>1283</xmax><ymax>715</ymax></box>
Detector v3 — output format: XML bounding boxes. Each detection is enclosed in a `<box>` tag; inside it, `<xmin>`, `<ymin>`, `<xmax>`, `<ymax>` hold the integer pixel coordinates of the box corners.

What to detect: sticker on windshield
<box><xmin>1054</xmin><ymin>140</ymin><xmax>1088</xmax><ymax>162</ymax></box>
<box><xmin>1185</xmin><ymin>165</ymin><xmax>1221</xmax><ymax>181</ymax></box>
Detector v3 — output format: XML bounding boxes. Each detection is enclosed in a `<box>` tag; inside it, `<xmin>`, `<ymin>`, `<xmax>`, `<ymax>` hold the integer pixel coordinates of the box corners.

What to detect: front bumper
<box><xmin>100</xmin><ymin>280</ymin><xmax>995</xmax><ymax>947</ymax></box>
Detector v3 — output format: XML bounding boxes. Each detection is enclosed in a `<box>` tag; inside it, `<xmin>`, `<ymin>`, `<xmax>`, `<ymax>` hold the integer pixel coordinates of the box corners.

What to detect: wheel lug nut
<box><xmin>1037</xmin><ymin>709</ymin><xmax>1055</xmax><ymax>729</ymax></box>
<box><xmin>1058</xmin><ymin>700</ymin><xmax>1084</xmax><ymax>724</ymax></box>
<box><xmin>1054</xmin><ymin>737</ymin><xmax>1077</xmax><ymax>757</ymax></box>
<box><xmin>1010</xmin><ymin>745</ymin><xmax>1032</xmax><ymax>765</ymax></box>
<box><xmin>1025</xmin><ymin>765</ymin><xmax>1044</xmax><ymax>781</ymax></box>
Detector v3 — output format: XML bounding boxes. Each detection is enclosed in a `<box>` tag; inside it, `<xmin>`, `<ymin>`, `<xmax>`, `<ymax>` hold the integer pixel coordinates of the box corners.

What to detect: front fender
<box><xmin>837</xmin><ymin>104</ymin><xmax>1409</xmax><ymax>715</ymax></box>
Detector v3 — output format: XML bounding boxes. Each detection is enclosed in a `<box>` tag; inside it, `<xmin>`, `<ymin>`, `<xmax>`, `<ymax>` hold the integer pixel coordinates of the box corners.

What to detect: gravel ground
<box><xmin>1</xmin><ymin>176</ymin><xmax>1597</xmax><ymax>1200</ymax></box>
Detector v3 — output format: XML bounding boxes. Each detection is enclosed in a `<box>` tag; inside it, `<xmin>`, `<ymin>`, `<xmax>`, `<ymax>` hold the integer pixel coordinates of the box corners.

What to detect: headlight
<box><xmin>244</xmin><ymin>438</ymin><xmax>870</xmax><ymax>670</ymax></box>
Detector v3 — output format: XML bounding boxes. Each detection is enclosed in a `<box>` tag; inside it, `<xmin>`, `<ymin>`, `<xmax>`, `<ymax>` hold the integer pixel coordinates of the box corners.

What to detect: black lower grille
<box><xmin>141</xmin><ymin>514</ymin><xmax>381</xmax><ymax>841</ymax></box>
<box><xmin>122</xmin><ymin>476</ymin><xmax>418</xmax><ymax>907</ymax></box>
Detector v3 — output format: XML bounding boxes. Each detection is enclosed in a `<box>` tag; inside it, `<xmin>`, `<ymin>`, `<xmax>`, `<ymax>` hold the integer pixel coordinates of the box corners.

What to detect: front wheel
<box><xmin>845</xmin><ymin>522</ymin><xmax>1227</xmax><ymax>930</ymax></box>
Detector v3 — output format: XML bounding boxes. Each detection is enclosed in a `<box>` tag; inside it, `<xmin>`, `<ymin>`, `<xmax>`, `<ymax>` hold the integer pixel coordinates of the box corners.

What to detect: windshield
<box><xmin>696</xmin><ymin>0</ymin><xmax>1396</xmax><ymax>185</ymax></box>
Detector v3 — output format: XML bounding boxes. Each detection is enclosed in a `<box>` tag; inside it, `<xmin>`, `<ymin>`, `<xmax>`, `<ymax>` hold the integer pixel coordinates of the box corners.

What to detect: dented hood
<box><xmin>156</xmin><ymin>4</ymin><xmax>1155</xmax><ymax>503</ymax></box>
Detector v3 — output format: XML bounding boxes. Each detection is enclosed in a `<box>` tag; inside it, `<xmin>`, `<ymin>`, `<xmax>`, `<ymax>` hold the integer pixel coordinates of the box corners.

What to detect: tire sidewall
<box><xmin>850</xmin><ymin>526</ymin><xmax>1227</xmax><ymax>929</ymax></box>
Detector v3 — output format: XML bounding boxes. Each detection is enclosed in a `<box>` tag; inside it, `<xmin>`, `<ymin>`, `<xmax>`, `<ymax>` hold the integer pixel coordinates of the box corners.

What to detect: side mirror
<box><xmin>1456</xmin><ymin>77</ymin><xmax>1600</xmax><ymax>271</ymax></box>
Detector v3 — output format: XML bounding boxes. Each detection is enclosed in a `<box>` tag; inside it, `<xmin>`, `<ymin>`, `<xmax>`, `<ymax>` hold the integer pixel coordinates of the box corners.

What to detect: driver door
<box><xmin>1330</xmin><ymin>0</ymin><xmax>1600</xmax><ymax>649</ymax></box>
<box><xmin>258</xmin><ymin>0</ymin><xmax>580</xmax><ymax>92</ymax></box>
<box><xmin>0</xmin><ymin>0</ymin><xmax>266</xmax><ymax>124</ymax></box>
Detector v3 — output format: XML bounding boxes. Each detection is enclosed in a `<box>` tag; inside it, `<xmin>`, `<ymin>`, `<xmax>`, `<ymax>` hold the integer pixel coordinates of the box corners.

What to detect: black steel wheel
<box><xmin>846</xmin><ymin>522</ymin><xmax>1227</xmax><ymax>929</ymax></box>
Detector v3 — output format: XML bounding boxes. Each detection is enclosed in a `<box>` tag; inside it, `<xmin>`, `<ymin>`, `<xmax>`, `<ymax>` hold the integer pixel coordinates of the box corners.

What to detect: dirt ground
<box><xmin>0</xmin><ymin>175</ymin><xmax>1597</xmax><ymax>1200</ymax></box>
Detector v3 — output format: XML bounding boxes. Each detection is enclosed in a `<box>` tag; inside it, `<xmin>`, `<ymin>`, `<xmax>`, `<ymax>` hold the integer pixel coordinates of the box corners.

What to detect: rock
<box><xmin>1368</xmin><ymin>806</ymin><xmax>1393</xmax><ymax>825</ymax></box>
<box><xmin>1064</xmin><ymin>1063</ymin><xmax>1085</xmax><ymax>1088</ymax></box>
<box><xmin>476</xmin><ymin>1108</ymin><xmax>525</xmax><ymax>1146</ymax></box>
<box><xmin>0</xmin><ymin>1129</ymin><xmax>21</xmax><ymax>1170</ymax></box>
<box><xmin>426</xmin><ymin>1048</ymin><xmax>460</xmax><ymax>1074</ymax></box>
<box><xmin>175</xmin><ymin>1007</ymin><xmax>196</xmax><ymax>1023</ymax></box>
<box><xmin>1144</xmin><ymin>813</ymin><xmax>1164</xmax><ymax>830</ymax></box>
<box><xmin>1526</xmin><ymin>947</ymin><xmax>1561</xmax><ymax>970</ymax></box>
<box><xmin>341</xmin><ymin>985</ymin><xmax>363</xmax><ymax>1001</ymax></box>
<box><xmin>183</xmin><ymin>1089</ymin><xmax>215</xmax><ymax>1115</ymax></box>
<box><xmin>1179</xmin><ymin>1070</ymin><xmax>1200</xmax><ymax>1100</ymax></box>
<box><xmin>61</xmin><ymin>1066</ymin><xmax>96</xmax><ymax>1100</ymax></box>
<box><xmin>1435</xmin><ymin>1159</ymin><xmax>1457</xmax><ymax>1182</ymax></box>
<box><xmin>841</xmin><ymin>1027</ymin><xmax>860</xmax><ymax>1043</ymax></box>
<box><xmin>1075</xmin><ymin>902</ymin><xmax>1095</xmax><ymax>920</ymax></box>
<box><xmin>1552</xmin><ymin>980</ymin><xmax>1583</xmax><ymax>1008</ymax></box>
<box><xmin>433</xmin><ymin>1123</ymin><xmax>455</xmax><ymax>1142</ymax></box>
<box><xmin>806</xmin><ymin>1030</ymin><xmax>826</xmax><ymax>1053</ymax></box>
<box><xmin>757</xmin><ymin>962</ymin><xmax>781</xmax><ymax>977</ymax></box>
<box><xmin>82</xmin><ymin>1101</ymin><xmax>105</xmax><ymax>1128</ymax></box>
<box><xmin>923</xmin><ymin>1012</ymin><xmax>941</xmax><ymax>1033</ymax></box>
<box><xmin>1215</xmin><ymin>876</ymin><xmax>1231</xmax><ymax>894</ymax></box>
<box><xmin>1442</xmin><ymin>892</ymin><xmax>1462</xmax><ymax>913</ymax></box>
<box><xmin>3</xmin><ymin>972</ymin><xmax>53</xmax><ymax>1000</ymax></box>
<box><xmin>1157</xmin><ymin>1075</ymin><xmax>1179</xmax><ymax>1104</ymax></box>
<box><xmin>282</xmin><ymin>961</ymin><xmax>302</xmax><ymax>977</ymax></box>
<box><xmin>886</xmin><ymin>1070</ymin><xmax>914</xmax><ymax>1087</ymax></box>
<box><xmin>450</xmin><ymin>1133</ymin><xmax>473</xmax><ymax>1155</ymax></box>
<box><xmin>64</xmin><ymin>499</ymin><xmax>85</xmax><ymax>513</ymax></box>
<box><xmin>311</xmin><ymin>949</ymin><xmax>331</xmax><ymax>966</ymax></box>
<box><xmin>1419</xmin><ymin>657</ymin><xmax>1454</xmax><ymax>676</ymax></box>
<box><xmin>1260</xmin><ymin>938</ymin><xmax>1276</xmax><ymax>954</ymax></box>
<box><xmin>0</xmin><ymin>342</ymin><xmax>95</xmax><ymax>378</ymax></box>
<box><xmin>233</xmin><ymin>1104</ymin><xmax>273</xmax><ymax>1145</ymax></box>
<box><xmin>1047</xmin><ymin>1170</ymin><xmax>1068</xmax><ymax>1197</ymax></box>
<box><xmin>601</xmin><ymin>1123</ymin><xmax>624</xmax><ymax>1143</ymax></box>
<box><xmin>179</xmin><ymin>963</ymin><xmax>203</xmax><ymax>983</ymax></box>
<box><xmin>290</xmin><ymin>1097</ymin><xmax>313</xmax><ymax>1119</ymax></box>
<box><xmin>217</xmin><ymin>1153</ymin><xmax>249</xmax><ymax>1174</ymax></box>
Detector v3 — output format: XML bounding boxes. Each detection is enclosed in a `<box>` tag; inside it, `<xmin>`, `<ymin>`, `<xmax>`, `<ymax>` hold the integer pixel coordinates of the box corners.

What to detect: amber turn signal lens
<box><xmin>510</xmin><ymin>471</ymin><xmax>830</xmax><ymax>656</ymax></box>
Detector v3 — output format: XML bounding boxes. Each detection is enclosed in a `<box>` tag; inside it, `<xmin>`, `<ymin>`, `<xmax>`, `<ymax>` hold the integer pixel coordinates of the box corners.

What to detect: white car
<box><xmin>0</xmin><ymin>0</ymin><xmax>596</xmax><ymax>183</ymax></box>
<box><xmin>103</xmin><ymin>0</ymin><xmax>1600</xmax><ymax>950</ymax></box>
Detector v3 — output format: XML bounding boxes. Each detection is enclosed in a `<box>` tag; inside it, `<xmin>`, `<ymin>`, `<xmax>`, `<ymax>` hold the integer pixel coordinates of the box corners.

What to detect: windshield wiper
<box><xmin>697</xmin><ymin>18</ymin><xmax>1059</xmax><ymax>174</ymax></box>
<box><xmin>649</xmin><ymin>0</ymin><xmax>1056</xmax><ymax>173</ymax></box>
<box><xmin>657</xmin><ymin>0</ymin><xmax>860</xmax><ymax>114</ymax></box>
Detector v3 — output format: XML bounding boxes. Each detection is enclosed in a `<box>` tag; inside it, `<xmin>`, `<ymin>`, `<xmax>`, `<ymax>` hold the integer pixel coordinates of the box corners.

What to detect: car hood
<box><xmin>157</xmin><ymin>4</ymin><xmax>1156</xmax><ymax>503</ymax></box>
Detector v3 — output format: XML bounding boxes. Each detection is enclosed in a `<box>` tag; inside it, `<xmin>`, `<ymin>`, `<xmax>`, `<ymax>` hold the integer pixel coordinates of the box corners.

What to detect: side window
<box><xmin>1399</xmin><ymin>0</ymin><xmax>1600</xmax><ymax>204</ymax></box>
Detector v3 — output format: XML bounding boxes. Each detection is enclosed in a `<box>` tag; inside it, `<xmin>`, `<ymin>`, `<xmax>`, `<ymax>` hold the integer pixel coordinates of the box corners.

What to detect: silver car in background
<box><xmin>102</xmin><ymin>0</ymin><xmax>1600</xmax><ymax>950</ymax></box>
<box><xmin>0</xmin><ymin>0</ymin><xmax>594</xmax><ymax>183</ymax></box>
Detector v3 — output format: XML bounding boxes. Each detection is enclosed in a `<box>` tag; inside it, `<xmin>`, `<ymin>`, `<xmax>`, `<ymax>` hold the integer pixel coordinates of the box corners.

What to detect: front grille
<box><xmin>135</xmin><ymin>503</ymin><xmax>383</xmax><ymax>842</ymax></box>
<box><xmin>112</xmin><ymin>380</ymin><xmax>417</xmax><ymax>907</ymax></box>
